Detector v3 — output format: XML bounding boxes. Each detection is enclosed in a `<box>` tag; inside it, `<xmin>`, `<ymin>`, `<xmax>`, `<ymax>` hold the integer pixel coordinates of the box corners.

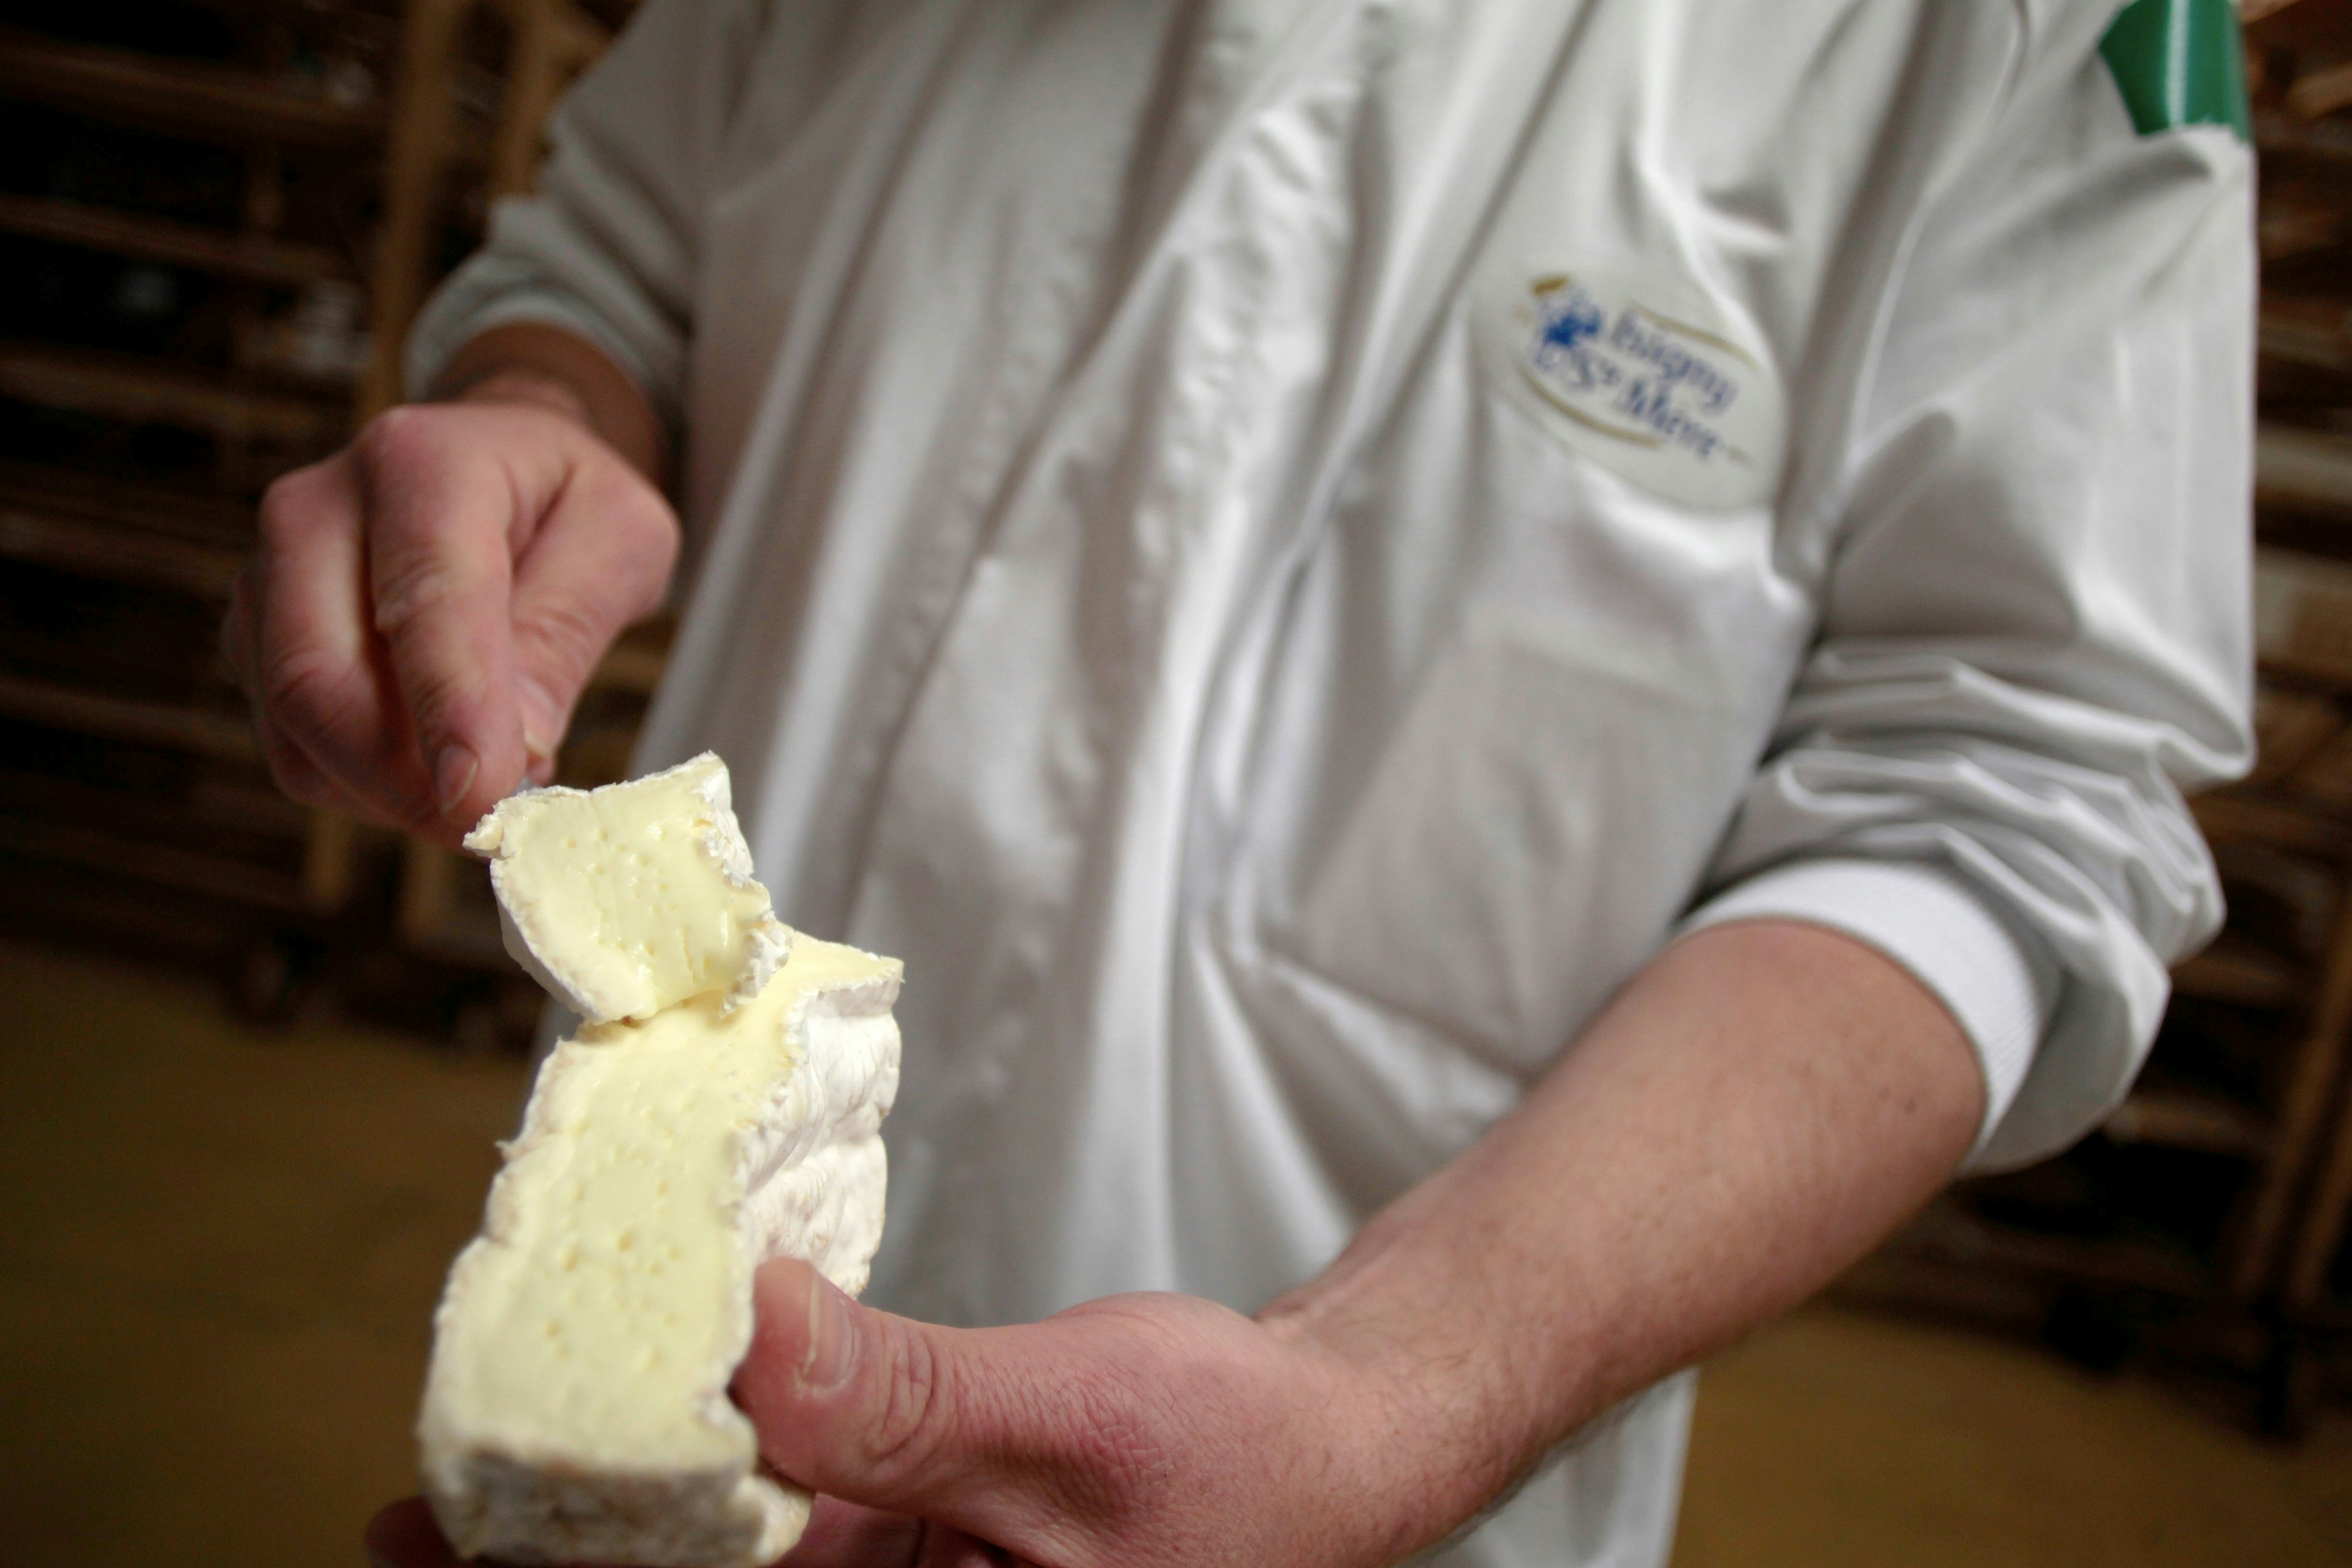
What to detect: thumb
<box><xmin>506</xmin><ymin>448</ymin><xmax>677</xmax><ymax>778</ymax></box>
<box><xmin>734</xmin><ymin>1260</ymin><xmax>1136</xmax><ymax>1561</ymax></box>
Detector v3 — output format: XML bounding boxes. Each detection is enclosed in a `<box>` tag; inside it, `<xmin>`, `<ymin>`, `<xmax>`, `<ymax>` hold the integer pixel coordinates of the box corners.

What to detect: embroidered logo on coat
<box><xmin>1481</xmin><ymin>266</ymin><xmax>1785</xmax><ymax>511</ymax></box>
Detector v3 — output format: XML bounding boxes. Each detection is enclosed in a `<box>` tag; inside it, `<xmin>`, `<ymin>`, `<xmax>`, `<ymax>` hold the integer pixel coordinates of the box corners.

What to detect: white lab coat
<box><xmin>413</xmin><ymin>1</ymin><xmax>2254</xmax><ymax>1562</ymax></box>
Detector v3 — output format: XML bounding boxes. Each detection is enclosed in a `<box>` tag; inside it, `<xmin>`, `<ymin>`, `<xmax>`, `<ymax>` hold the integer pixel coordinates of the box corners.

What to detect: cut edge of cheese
<box><xmin>464</xmin><ymin>752</ymin><xmax>793</xmax><ymax>1022</ymax></box>
<box><xmin>419</xmin><ymin>936</ymin><xmax>903</xmax><ymax>1568</ymax></box>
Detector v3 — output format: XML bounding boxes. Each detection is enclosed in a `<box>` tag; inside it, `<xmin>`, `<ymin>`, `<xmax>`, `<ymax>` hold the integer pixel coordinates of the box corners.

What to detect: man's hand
<box><xmin>224</xmin><ymin>329</ymin><xmax>678</xmax><ymax>843</ymax></box>
<box><xmin>736</xmin><ymin>1260</ymin><xmax>1452</xmax><ymax>1568</ymax></box>
<box><xmin>367</xmin><ymin>1256</ymin><xmax>1447</xmax><ymax>1568</ymax></box>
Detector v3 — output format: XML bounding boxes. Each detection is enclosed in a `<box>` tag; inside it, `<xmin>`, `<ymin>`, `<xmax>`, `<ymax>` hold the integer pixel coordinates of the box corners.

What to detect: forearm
<box><xmin>1260</xmin><ymin>918</ymin><xmax>1986</xmax><ymax>1555</ymax></box>
<box><xmin>427</xmin><ymin>321</ymin><xmax>669</xmax><ymax>487</ymax></box>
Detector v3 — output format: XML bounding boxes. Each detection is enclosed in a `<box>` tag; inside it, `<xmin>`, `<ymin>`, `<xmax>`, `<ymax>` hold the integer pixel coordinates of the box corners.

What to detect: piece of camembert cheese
<box><xmin>421</xmin><ymin>758</ymin><xmax>902</xmax><ymax>1568</ymax></box>
<box><xmin>463</xmin><ymin>752</ymin><xmax>794</xmax><ymax>1023</ymax></box>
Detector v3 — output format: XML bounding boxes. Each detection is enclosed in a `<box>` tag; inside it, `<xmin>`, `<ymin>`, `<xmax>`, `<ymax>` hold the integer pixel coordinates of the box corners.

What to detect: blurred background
<box><xmin>0</xmin><ymin>1</ymin><xmax>2348</xmax><ymax>1563</ymax></box>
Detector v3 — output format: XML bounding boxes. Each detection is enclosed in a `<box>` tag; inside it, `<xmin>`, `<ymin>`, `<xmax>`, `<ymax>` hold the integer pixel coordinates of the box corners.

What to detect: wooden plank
<box><xmin>2255</xmin><ymin>545</ymin><xmax>2352</xmax><ymax>684</ymax></box>
<box><xmin>0</xmin><ymin>191</ymin><xmax>349</xmax><ymax>288</ymax></box>
<box><xmin>2258</xmin><ymin>424</ymin><xmax>2352</xmax><ymax>518</ymax></box>
<box><xmin>2195</xmin><ymin>788</ymin><xmax>2352</xmax><ymax>858</ymax></box>
<box><xmin>360</xmin><ymin>0</ymin><xmax>475</xmax><ymax>416</ymax></box>
<box><xmin>2288</xmin><ymin>58</ymin><xmax>2352</xmax><ymax>119</ymax></box>
<box><xmin>2261</xmin><ymin>299</ymin><xmax>2352</xmax><ymax>374</ymax></box>
<box><xmin>2285</xmin><ymin>1079</ymin><xmax>2352</xmax><ymax>1311</ymax></box>
<box><xmin>2260</xmin><ymin>196</ymin><xmax>2352</xmax><ymax>260</ymax></box>
<box><xmin>0</xmin><ymin>24</ymin><xmax>385</xmax><ymax>148</ymax></box>
<box><xmin>1894</xmin><ymin>1200</ymin><xmax>2210</xmax><ymax>1300</ymax></box>
<box><xmin>2257</xmin><ymin>108</ymin><xmax>2352</xmax><ymax>164</ymax></box>
<box><xmin>2248</xmin><ymin>685</ymin><xmax>2345</xmax><ymax>788</ymax></box>
<box><xmin>590</xmin><ymin>628</ymin><xmax>670</xmax><ymax>695</ymax></box>
<box><xmin>2232</xmin><ymin>862</ymin><xmax>2352</xmax><ymax>1299</ymax></box>
<box><xmin>0</xmin><ymin>459</ymin><xmax>252</xmax><ymax>546</ymax></box>
<box><xmin>0</xmin><ymin>341</ymin><xmax>346</xmax><ymax>447</ymax></box>
<box><xmin>0</xmin><ymin>813</ymin><xmax>305</xmax><ymax>911</ymax></box>
<box><xmin>397</xmin><ymin>835</ymin><xmax>508</xmax><ymax>965</ymax></box>
<box><xmin>2102</xmin><ymin>1087</ymin><xmax>2271</xmax><ymax>1160</ymax></box>
<box><xmin>2173</xmin><ymin>937</ymin><xmax>2306</xmax><ymax>1009</ymax></box>
<box><xmin>0</xmin><ymin>500</ymin><xmax>244</xmax><ymax>598</ymax></box>
<box><xmin>488</xmin><ymin>0</ymin><xmax>565</xmax><ymax>201</ymax></box>
<box><xmin>0</xmin><ymin>672</ymin><xmax>257</xmax><ymax>763</ymax></box>
<box><xmin>2247</xmin><ymin>0</ymin><xmax>2352</xmax><ymax>48</ymax></box>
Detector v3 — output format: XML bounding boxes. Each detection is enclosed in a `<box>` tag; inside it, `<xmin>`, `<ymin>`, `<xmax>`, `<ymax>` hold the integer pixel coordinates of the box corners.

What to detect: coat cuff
<box><xmin>1679</xmin><ymin>858</ymin><xmax>2060</xmax><ymax>1163</ymax></box>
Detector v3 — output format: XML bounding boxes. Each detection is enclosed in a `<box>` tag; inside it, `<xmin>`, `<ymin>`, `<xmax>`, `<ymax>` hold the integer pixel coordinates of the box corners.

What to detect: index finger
<box><xmin>355</xmin><ymin>408</ymin><xmax>532</xmax><ymax>832</ymax></box>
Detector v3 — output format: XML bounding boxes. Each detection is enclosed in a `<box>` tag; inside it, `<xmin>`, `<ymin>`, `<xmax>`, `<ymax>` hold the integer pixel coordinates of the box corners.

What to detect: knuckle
<box><xmin>257</xmin><ymin>644</ymin><xmax>359</xmax><ymax>739</ymax></box>
<box><xmin>353</xmin><ymin>403</ymin><xmax>447</xmax><ymax>475</ymax></box>
<box><xmin>368</xmin><ymin>552</ymin><xmax>469</xmax><ymax>637</ymax></box>
<box><xmin>257</xmin><ymin>466</ymin><xmax>330</xmax><ymax>551</ymax></box>
<box><xmin>861</xmin><ymin>1322</ymin><xmax>951</xmax><ymax>1487</ymax></box>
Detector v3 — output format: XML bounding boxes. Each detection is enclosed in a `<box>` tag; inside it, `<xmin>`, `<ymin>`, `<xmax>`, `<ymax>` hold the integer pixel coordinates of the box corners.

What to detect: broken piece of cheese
<box><xmin>464</xmin><ymin>752</ymin><xmax>794</xmax><ymax>1023</ymax></box>
<box><xmin>421</xmin><ymin>757</ymin><xmax>902</xmax><ymax>1568</ymax></box>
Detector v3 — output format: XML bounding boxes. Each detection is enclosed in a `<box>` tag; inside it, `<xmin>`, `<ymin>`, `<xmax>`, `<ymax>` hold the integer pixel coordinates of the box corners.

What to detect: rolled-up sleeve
<box><xmin>1687</xmin><ymin>19</ymin><xmax>2256</xmax><ymax>1170</ymax></box>
<box><xmin>406</xmin><ymin>0</ymin><xmax>766</xmax><ymax>435</ymax></box>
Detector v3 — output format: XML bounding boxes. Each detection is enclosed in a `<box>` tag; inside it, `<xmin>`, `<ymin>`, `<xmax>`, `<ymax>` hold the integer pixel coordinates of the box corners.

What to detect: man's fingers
<box><xmin>239</xmin><ymin>401</ymin><xmax>680</xmax><ymax>835</ymax></box>
<box><xmin>355</xmin><ymin>407</ymin><xmax>532</xmax><ymax>832</ymax></box>
<box><xmin>251</xmin><ymin>457</ymin><xmax>439</xmax><ymax>828</ymax></box>
<box><xmin>507</xmin><ymin>453</ymin><xmax>679</xmax><ymax>767</ymax></box>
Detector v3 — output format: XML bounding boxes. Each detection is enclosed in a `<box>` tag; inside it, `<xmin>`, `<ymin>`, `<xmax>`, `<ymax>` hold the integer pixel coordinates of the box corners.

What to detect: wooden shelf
<box><xmin>2173</xmin><ymin>935</ymin><xmax>2305</xmax><ymax>1010</ymax></box>
<box><xmin>0</xmin><ymin>811</ymin><xmax>304</xmax><ymax>911</ymax></box>
<box><xmin>0</xmin><ymin>191</ymin><xmax>350</xmax><ymax>288</ymax></box>
<box><xmin>0</xmin><ymin>458</ymin><xmax>254</xmax><ymax>545</ymax></box>
<box><xmin>0</xmin><ymin>341</ymin><xmax>346</xmax><ymax>448</ymax></box>
<box><xmin>2196</xmin><ymin>785</ymin><xmax>2352</xmax><ymax>857</ymax></box>
<box><xmin>0</xmin><ymin>497</ymin><xmax>244</xmax><ymax>598</ymax></box>
<box><xmin>2263</xmin><ymin>299</ymin><xmax>2352</xmax><ymax>375</ymax></box>
<box><xmin>0</xmin><ymin>25</ymin><xmax>386</xmax><ymax>149</ymax></box>
<box><xmin>2258</xmin><ymin>423</ymin><xmax>2352</xmax><ymax>519</ymax></box>
<box><xmin>2258</xmin><ymin>107</ymin><xmax>2352</xmax><ymax>165</ymax></box>
<box><xmin>0</xmin><ymin>671</ymin><xmax>257</xmax><ymax>763</ymax></box>
<box><xmin>1891</xmin><ymin>1200</ymin><xmax>2211</xmax><ymax>1301</ymax></box>
<box><xmin>2102</xmin><ymin>1087</ymin><xmax>2273</xmax><ymax>1161</ymax></box>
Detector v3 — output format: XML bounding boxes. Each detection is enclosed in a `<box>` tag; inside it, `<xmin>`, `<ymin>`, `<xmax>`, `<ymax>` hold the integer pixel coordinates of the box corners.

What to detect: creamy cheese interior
<box><xmin>421</xmin><ymin>933</ymin><xmax>900</xmax><ymax>1566</ymax></box>
<box><xmin>466</xmin><ymin>753</ymin><xmax>790</xmax><ymax>1022</ymax></box>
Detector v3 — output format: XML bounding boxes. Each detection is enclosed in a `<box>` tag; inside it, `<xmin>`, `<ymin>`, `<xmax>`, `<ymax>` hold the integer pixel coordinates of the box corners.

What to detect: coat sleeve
<box><xmin>404</xmin><ymin>0</ymin><xmax>774</xmax><ymax>435</ymax></box>
<box><xmin>1684</xmin><ymin>11</ymin><xmax>2256</xmax><ymax>1170</ymax></box>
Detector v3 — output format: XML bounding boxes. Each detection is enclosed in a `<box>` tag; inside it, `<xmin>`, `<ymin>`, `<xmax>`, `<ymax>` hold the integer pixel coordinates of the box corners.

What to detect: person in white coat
<box><xmin>243</xmin><ymin>2</ymin><xmax>2255</xmax><ymax>1564</ymax></box>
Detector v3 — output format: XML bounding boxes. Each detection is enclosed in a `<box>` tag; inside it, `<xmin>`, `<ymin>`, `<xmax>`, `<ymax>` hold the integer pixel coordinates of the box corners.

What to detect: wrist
<box><xmin>425</xmin><ymin>322</ymin><xmax>669</xmax><ymax>485</ymax></box>
<box><xmin>436</xmin><ymin>365</ymin><xmax>597</xmax><ymax>426</ymax></box>
<box><xmin>1258</xmin><ymin>1237</ymin><xmax>1559</xmax><ymax>1564</ymax></box>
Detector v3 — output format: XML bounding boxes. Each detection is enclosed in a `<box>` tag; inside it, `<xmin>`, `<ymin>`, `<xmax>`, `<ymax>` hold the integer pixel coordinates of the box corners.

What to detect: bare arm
<box><xmin>1253</xmin><ymin>917</ymin><xmax>1982</xmax><ymax>1554</ymax></box>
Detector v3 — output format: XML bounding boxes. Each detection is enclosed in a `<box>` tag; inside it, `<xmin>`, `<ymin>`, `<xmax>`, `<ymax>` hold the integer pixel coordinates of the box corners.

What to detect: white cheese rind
<box><xmin>420</xmin><ymin>937</ymin><xmax>902</xmax><ymax>1568</ymax></box>
<box><xmin>464</xmin><ymin>753</ymin><xmax>793</xmax><ymax>1022</ymax></box>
